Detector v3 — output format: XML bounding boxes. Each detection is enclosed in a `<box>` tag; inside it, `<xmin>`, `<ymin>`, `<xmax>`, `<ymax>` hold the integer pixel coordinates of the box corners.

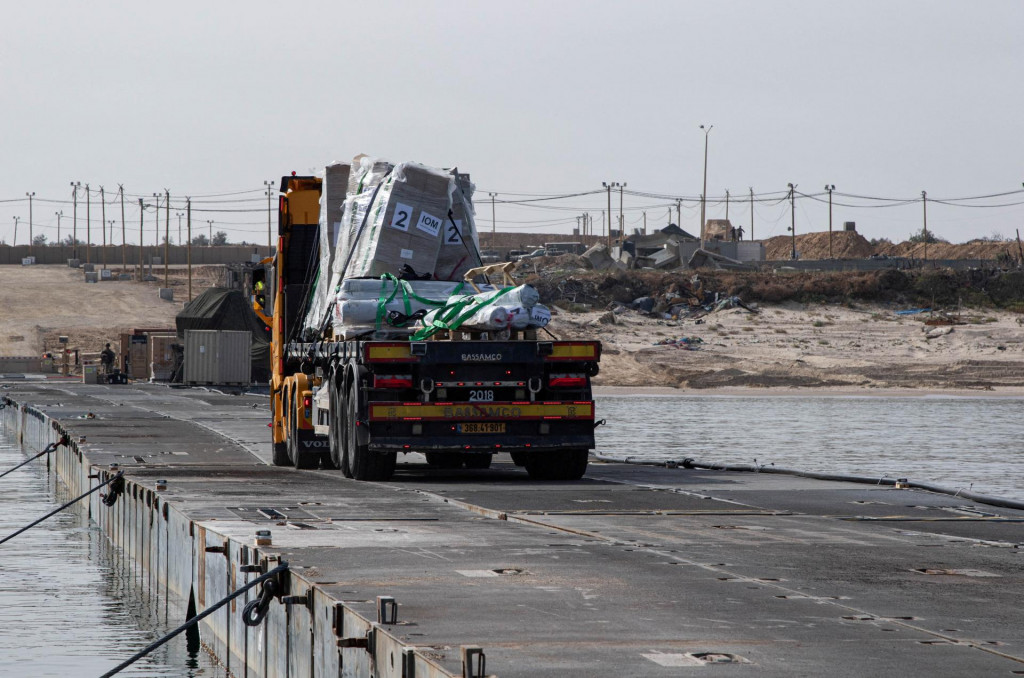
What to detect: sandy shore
<box><xmin>3</xmin><ymin>265</ymin><xmax>1023</xmax><ymax>392</ymax></box>
<box><xmin>558</xmin><ymin>300</ymin><xmax>1024</xmax><ymax>391</ymax></box>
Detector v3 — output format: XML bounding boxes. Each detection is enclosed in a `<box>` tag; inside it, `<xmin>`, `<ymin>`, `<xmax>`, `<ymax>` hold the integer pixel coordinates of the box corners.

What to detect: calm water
<box><xmin>0</xmin><ymin>432</ymin><xmax>223</xmax><ymax>678</ymax></box>
<box><xmin>595</xmin><ymin>394</ymin><xmax>1024</xmax><ymax>502</ymax></box>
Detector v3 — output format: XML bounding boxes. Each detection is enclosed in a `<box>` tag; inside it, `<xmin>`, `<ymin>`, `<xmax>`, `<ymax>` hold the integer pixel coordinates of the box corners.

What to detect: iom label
<box><xmin>389</xmin><ymin>203</ymin><xmax>413</xmax><ymax>231</ymax></box>
<box><xmin>416</xmin><ymin>211</ymin><xmax>442</xmax><ymax>237</ymax></box>
<box><xmin>444</xmin><ymin>219</ymin><xmax>463</xmax><ymax>246</ymax></box>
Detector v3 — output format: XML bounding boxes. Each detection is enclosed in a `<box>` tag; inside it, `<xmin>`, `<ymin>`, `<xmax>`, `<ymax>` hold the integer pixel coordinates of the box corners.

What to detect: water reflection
<box><xmin>595</xmin><ymin>394</ymin><xmax>1024</xmax><ymax>501</ymax></box>
<box><xmin>0</xmin><ymin>433</ymin><xmax>223</xmax><ymax>677</ymax></box>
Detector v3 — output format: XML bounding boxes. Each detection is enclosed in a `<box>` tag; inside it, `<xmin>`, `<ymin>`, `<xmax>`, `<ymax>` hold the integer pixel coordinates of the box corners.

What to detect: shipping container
<box><xmin>183</xmin><ymin>330</ymin><xmax>251</xmax><ymax>385</ymax></box>
<box><xmin>148</xmin><ymin>334</ymin><xmax>178</xmax><ymax>381</ymax></box>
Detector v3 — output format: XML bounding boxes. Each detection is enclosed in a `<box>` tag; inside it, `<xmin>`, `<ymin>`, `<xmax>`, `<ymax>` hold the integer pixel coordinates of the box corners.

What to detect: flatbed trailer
<box><xmin>266</xmin><ymin>173</ymin><xmax>602</xmax><ymax>481</ymax></box>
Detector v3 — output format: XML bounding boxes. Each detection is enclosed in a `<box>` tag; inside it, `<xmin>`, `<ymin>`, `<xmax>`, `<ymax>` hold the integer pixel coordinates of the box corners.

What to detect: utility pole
<box><xmin>55</xmin><ymin>211</ymin><xmax>62</xmax><ymax>253</ymax></box>
<box><xmin>176</xmin><ymin>212</ymin><xmax>183</xmax><ymax>247</ymax></box>
<box><xmin>575</xmin><ymin>215</ymin><xmax>581</xmax><ymax>236</ymax></box>
<box><xmin>488</xmin><ymin>192</ymin><xmax>497</xmax><ymax>250</ymax></box>
<box><xmin>700</xmin><ymin>124</ymin><xmax>713</xmax><ymax>248</ymax></box>
<box><xmin>119</xmin><ymin>185</ymin><xmax>126</xmax><ymax>269</ymax></box>
<box><xmin>152</xmin><ymin>193</ymin><xmax>160</xmax><ymax>266</ymax></box>
<box><xmin>164</xmin><ymin>189</ymin><xmax>170</xmax><ymax>287</ymax></box>
<box><xmin>749</xmin><ymin>187</ymin><xmax>754</xmax><ymax>241</ymax></box>
<box><xmin>108</xmin><ymin>220</ymin><xmax>115</xmax><ymax>264</ymax></box>
<box><xmin>788</xmin><ymin>183</ymin><xmax>797</xmax><ymax>260</ymax></box>
<box><xmin>643</xmin><ymin>211</ymin><xmax>647</xmax><ymax>235</ymax></box>
<box><xmin>725</xmin><ymin>189</ymin><xmax>730</xmax><ymax>222</ymax></box>
<box><xmin>187</xmin><ymin>197</ymin><xmax>193</xmax><ymax>301</ymax></box>
<box><xmin>85</xmin><ymin>183</ymin><xmax>91</xmax><ymax>264</ymax></box>
<box><xmin>602</xmin><ymin>182</ymin><xmax>619</xmax><ymax>251</ymax></box>
<box><xmin>207</xmin><ymin>220</ymin><xmax>213</xmax><ymax>246</ymax></box>
<box><xmin>99</xmin><ymin>186</ymin><xmax>106</xmax><ymax>267</ymax></box>
<box><xmin>138</xmin><ymin>198</ymin><xmax>144</xmax><ymax>271</ymax></box>
<box><xmin>70</xmin><ymin>182</ymin><xmax>80</xmax><ymax>259</ymax></box>
<box><xmin>25</xmin><ymin>192</ymin><xmax>34</xmax><ymax>255</ymax></box>
<box><xmin>12</xmin><ymin>216</ymin><xmax>19</xmax><ymax>247</ymax></box>
<box><xmin>825</xmin><ymin>184</ymin><xmax>836</xmax><ymax>258</ymax></box>
<box><xmin>618</xmin><ymin>183</ymin><xmax>627</xmax><ymax>241</ymax></box>
<box><xmin>921</xmin><ymin>190</ymin><xmax>928</xmax><ymax>262</ymax></box>
<box><xmin>264</xmin><ymin>180</ymin><xmax>274</xmax><ymax>249</ymax></box>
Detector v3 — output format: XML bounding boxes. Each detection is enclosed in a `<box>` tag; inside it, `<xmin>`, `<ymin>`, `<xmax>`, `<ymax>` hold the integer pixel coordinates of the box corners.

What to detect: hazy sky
<box><xmin>3</xmin><ymin>1</ymin><xmax>1023</xmax><ymax>248</ymax></box>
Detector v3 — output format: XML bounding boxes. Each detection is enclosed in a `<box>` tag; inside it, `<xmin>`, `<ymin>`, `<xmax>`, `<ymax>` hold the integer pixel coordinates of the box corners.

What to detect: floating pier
<box><xmin>3</xmin><ymin>382</ymin><xmax>1023</xmax><ymax>677</ymax></box>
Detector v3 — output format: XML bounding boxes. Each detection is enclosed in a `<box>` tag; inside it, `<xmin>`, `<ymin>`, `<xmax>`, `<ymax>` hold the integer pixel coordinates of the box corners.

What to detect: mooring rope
<box><xmin>98</xmin><ymin>562</ymin><xmax>289</xmax><ymax>678</ymax></box>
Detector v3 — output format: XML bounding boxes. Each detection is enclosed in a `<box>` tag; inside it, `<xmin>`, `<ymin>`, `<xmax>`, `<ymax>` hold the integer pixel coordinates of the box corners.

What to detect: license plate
<box><xmin>457</xmin><ymin>422</ymin><xmax>506</xmax><ymax>434</ymax></box>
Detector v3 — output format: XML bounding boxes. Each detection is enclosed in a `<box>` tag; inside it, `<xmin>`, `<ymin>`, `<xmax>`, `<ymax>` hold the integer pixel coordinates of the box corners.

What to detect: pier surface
<box><xmin>4</xmin><ymin>381</ymin><xmax>1023</xmax><ymax>677</ymax></box>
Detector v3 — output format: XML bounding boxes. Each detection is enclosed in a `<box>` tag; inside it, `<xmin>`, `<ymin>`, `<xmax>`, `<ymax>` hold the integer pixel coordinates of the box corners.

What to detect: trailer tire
<box><xmin>347</xmin><ymin>380</ymin><xmax>395</xmax><ymax>481</ymax></box>
<box><xmin>326</xmin><ymin>378</ymin><xmax>343</xmax><ymax>471</ymax></box>
<box><xmin>425</xmin><ymin>452</ymin><xmax>463</xmax><ymax>469</ymax></box>
<box><xmin>462</xmin><ymin>453</ymin><xmax>492</xmax><ymax>470</ymax></box>
<box><xmin>524</xmin><ymin>449</ymin><xmax>589</xmax><ymax>481</ymax></box>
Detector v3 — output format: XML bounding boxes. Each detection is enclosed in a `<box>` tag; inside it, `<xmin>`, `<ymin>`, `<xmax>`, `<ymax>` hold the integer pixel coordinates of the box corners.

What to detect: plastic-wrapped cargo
<box><xmin>413</xmin><ymin>284</ymin><xmax>547</xmax><ymax>338</ymax></box>
<box><xmin>434</xmin><ymin>170</ymin><xmax>483</xmax><ymax>281</ymax></box>
<box><xmin>329</xmin><ymin>278</ymin><xmax>467</xmax><ymax>334</ymax></box>
<box><xmin>303</xmin><ymin>162</ymin><xmax>351</xmax><ymax>337</ymax></box>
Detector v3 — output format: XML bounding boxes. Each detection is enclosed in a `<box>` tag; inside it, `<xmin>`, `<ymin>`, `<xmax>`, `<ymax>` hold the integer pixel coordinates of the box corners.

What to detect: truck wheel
<box><xmin>425</xmin><ymin>452</ymin><xmax>463</xmax><ymax>469</ymax></box>
<box><xmin>271</xmin><ymin>442</ymin><xmax>290</xmax><ymax>466</ymax></box>
<box><xmin>347</xmin><ymin>380</ymin><xmax>395</xmax><ymax>481</ymax></box>
<box><xmin>462</xmin><ymin>453</ymin><xmax>492</xmax><ymax>470</ymax></box>
<box><xmin>524</xmin><ymin>449</ymin><xmax>589</xmax><ymax>481</ymax></box>
<box><xmin>325</xmin><ymin>380</ymin><xmax>342</xmax><ymax>470</ymax></box>
<box><xmin>289</xmin><ymin>392</ymin><xmax>320</xmax><ymax>470</ymax></box>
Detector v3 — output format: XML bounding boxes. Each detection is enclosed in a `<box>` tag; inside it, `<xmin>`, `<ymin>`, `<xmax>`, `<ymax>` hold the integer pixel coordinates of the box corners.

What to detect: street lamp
<box><xmin>700</xmin><ymin>124</ymin><xmax>713</xmax><ymax>247</ymax></box>
<box><xmin>825</xmin><ymin>185</ymin><xmax>836</xmax><ymax>258</ymax></box>
<box><xmin>25</xmin><ymin>192</ymin><xmax>35</xmax><ymax>255</ymax></box>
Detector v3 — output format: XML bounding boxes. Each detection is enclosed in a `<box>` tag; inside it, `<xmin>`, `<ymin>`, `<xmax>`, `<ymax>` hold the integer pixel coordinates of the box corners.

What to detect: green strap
<box><xmin>410</xmin><ymin>285</ymin><xmax>515</xmax><ymax>340</ymax></box>
<box><xmin>373</xmin><ymin>276</ymin><xmax>468</xmax><ymax>329</ymax></box>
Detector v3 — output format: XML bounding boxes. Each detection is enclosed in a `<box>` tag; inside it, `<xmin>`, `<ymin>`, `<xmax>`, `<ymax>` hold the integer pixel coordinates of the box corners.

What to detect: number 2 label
<box><xmin>390</xmin><ymin>203</ymin><xmax>413</xmax><ymax>231</ymax></box>
<box><xmin>445</xmin><ymin>219</ymin><xmax>463</xmax><ymax>246</ymax></box>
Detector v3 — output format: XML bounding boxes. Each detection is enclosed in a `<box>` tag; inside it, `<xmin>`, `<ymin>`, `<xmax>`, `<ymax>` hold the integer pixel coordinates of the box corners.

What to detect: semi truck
<box><xmin>261</xmin><ymin>172</ymin><xmax>602</xmax><ymax>482</ymax></box>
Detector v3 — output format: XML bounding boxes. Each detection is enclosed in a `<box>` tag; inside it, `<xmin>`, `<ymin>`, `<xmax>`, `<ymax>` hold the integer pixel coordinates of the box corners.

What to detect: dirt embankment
<box><xmin>526</xmin><ymin>267</ymin><xmax>1024</xmax><ymax>390</ymax></box>
<box><xmin>0</xmin><ymin>265</ymin><xmax>222</xmax><ymax>358</ymax></box>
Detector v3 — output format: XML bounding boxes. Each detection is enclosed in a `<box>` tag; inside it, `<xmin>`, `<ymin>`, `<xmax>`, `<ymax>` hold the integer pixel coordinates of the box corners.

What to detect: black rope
<box><xmin>98</xmin><ymin>563</ymin><xmax>289</xmax><ymax>678</ymax></box>
<box><xmin>0</xmin><ymin>470</ymin><xmax>124</xmax><ymax>546</ymax></box>
<box><xmin>0</xmin><ymin>436</ymin><xmax>70</xmax><ymax>480</ymax></box>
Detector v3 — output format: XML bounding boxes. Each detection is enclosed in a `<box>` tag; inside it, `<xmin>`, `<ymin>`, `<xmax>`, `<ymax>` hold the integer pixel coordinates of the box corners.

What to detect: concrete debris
<box><xmin>924</xmin><ymin>326</ymin><xmax>954</xmax><ymax>340</ymax></box>
<box><xmin>687</xmin><ymin>248</ymin><xmax>751</xmax><ymax>271</ymax></box>
<box><xmin>582</xmin><ymin>244</ymin><xmax>616</xmax><ymax>271</ymax></box>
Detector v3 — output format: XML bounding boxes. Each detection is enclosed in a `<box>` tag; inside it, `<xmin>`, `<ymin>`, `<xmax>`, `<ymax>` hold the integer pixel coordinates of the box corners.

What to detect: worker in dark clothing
<box><xmin>100</xmin><ymin>343</ymin><xmax>115</xmax><ymax>375</ymax></box>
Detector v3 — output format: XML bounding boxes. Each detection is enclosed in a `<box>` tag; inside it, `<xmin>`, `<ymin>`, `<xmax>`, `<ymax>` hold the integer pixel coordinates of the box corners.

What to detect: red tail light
<box><xmin>549</xmin><ymin>374</ymin><xmax>587</xmax><ymax>388</ymax></box>
<box><xmin>303</xmin><ymin>396</ymin><xmax>312</xmax><ymax>408</ymax></box>
<box><xmin>374</xmin><ymin>374</ymin><xmax>414</xmax><ymax>389</ymax></box>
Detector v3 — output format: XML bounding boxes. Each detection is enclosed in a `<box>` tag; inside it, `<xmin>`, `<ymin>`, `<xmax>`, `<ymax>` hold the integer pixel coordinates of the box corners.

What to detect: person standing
<box><xmin>100</xmin><ymin>343</ymin><xmax>115</xmax><ymax>375</ymax></box>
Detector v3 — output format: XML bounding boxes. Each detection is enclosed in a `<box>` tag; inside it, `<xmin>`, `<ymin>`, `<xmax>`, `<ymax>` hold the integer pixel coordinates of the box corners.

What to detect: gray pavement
<box><xmin>4</xmin><ymin>381</ymin><xmax>1023</xmax><ymax>677</ymax></box>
